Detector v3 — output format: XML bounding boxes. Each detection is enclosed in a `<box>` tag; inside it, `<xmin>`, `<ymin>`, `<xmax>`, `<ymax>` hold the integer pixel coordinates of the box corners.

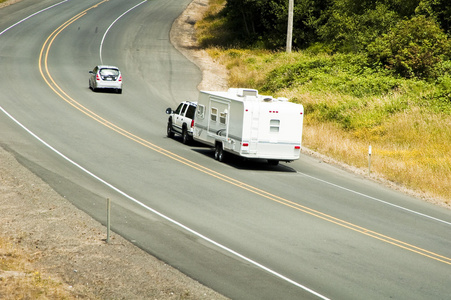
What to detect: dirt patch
<box><xmin>0</xmin><ymin>0</ymin><xmax>20</xmax><ymax>9</ymax></box>
<box><xmin>170</xmin><ymin>0</ymin><xmax>228</xmax><ymax>91</ymax></box>
<box><xmin>0</xmin><ymin>1</ymin><xmax>229</xmax><ymax>299</ymax></box>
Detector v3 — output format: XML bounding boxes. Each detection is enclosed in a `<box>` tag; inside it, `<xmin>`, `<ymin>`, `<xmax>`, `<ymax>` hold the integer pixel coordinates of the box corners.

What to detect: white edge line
<box><xmin>0</xmin><ymin>0</ymin><xmax>70</xmax><ymax>36</ymax></box>
<box><xmin>300</xmin><ymin>172</ymin><xmax>451</xmax><ymax>226</ymax></box>
<box><xmin>99</xmin><ymin>0</ymin><xmax>147</xmax><ymax>64</ymax></box>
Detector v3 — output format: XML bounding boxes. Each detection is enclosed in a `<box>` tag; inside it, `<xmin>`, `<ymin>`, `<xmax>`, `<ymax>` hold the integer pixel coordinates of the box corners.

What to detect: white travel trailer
<box><xmin>193</xmin><ymin>88</ymin><xmax>303</xmax><ymax>165</ymax></box>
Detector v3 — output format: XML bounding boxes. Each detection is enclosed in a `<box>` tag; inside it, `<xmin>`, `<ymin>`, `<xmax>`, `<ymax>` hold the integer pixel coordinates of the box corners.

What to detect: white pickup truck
<box><xmin>165</xmin><ymin>101</ymin><xmax>197</xmax><ymax>144</ymax></box>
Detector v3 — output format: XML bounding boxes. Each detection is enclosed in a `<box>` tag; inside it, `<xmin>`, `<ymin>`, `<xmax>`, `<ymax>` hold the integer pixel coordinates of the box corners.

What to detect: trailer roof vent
<box><xmin>242</xmin><ymin>89</ymin><xmax>258</xmax><ymax>97</ymax></box>
<box><xmin>230</xmin><ymin>88</ymin><xmax>258</xmax><ymax>97</ymax></box>
<box><xmin>277</xmin><ymin>97</ymin><xmax>288</xmax><ymax>102</ymax></box>
<box><xmin>263</xmin><ymin>97</ymin><xmax>273</xmax><ymax>102</ymax></box>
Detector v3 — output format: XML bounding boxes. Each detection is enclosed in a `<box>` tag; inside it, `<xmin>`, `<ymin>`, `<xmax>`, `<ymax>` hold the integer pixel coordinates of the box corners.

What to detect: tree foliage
<box><xmin>368</xmin><ymin>15</ymin><xmax>451</xmax><ymax>79</ymax></box>
<box><xmin>223</xmin><ymin>0</ymin><xmax>328</xmax><ymax>49</ymax></box>
<box><xmin>220</xmin><ymin>0</ymin><xmax>451</xmax><ymax>79</ymax></box>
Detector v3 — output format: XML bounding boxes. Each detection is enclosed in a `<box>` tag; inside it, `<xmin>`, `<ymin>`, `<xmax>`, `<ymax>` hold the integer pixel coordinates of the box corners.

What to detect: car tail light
<box><xmin>96</xmin><ymin>74</ymin><xmax>100</xmax><ymax>81</ymax></box>
<box><xmin>118</xmin><ymin>74</ymin><xmax>122</xmax><ymax>82</ymax></box>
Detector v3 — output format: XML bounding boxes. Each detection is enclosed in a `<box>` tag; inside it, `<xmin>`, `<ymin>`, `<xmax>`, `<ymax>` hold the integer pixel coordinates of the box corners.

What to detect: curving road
<box><xmin>1</xmin><ymin>1</ymin><xmax>451</xmax><ymax>299</ymax></box>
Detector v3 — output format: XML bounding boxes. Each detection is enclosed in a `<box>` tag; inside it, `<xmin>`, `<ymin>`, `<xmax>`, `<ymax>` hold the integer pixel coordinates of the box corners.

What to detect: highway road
<box><xmin>1</xmin><ymin>0</ymin><xmax>451</xmax><ymax>299</ymax></box>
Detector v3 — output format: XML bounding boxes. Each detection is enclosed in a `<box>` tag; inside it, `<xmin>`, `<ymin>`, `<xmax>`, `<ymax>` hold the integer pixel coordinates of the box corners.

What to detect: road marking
<box><xmin>300</xmin><ymin>172</ymin><xmax>451</xmax><ymax>227</ymax></box>
<box><xmin>99</xmin><ymin>0</ymin><xmax>147</xmax><ymax>64</ymax></box>
<box><xmin>0</xmin><ymin>0</ymin><xmax>70</xmax><ymax>37</ymax></box>
<box><xmin>36</xmin><ymin>0</ymin><xmax>451</xmax><ymax>269</ymax></box>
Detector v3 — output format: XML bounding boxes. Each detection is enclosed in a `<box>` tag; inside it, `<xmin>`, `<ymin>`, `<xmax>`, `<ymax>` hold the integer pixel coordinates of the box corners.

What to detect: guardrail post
<box><xmin>368</xmin><ymin>145</ymin><xmax>372</xmax><ymax>176</ymax></box>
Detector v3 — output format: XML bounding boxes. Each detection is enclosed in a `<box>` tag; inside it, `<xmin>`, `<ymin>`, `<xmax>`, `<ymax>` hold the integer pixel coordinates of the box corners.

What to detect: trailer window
<box><xmin>270</xmin><ymin>119</ymin><xmax>280</xmax><ymax>132</ymax></box>
<box><xmin>210</xmin><ymin>107</ymin><xmax>218</xmax><ymax>122</ymax></box>
<box><xmin>220</xmin><ymin>111</ymin><xmax>227</xmax><ymax>124</ymax></box>
<box><xmin>197</xmin><ymin>105</ymin><xmax>205</xmax><ymax>119</ymax></box>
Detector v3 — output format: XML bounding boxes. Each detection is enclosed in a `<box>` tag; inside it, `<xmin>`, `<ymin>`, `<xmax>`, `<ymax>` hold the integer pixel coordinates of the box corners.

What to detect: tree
<box><xmin>368</xmin><ymin>15</ymin><xmax>451</xmax><ymax>79</ymax></box>
<box><xmin>416</xmin><ymin>0</ymin><xmax>451</xmax><ymax>34</ymax></box>
<box><xmin>224</xmin><ymin>0</ymin><xmax>328</xmax><ymax>49</ymax></box>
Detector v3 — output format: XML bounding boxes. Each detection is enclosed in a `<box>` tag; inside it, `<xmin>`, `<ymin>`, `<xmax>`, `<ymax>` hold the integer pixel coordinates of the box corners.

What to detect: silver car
<box><xmin>89</xmin><ymin>65</ymin><xmax>122</xmax><ymax>94</ymax></box>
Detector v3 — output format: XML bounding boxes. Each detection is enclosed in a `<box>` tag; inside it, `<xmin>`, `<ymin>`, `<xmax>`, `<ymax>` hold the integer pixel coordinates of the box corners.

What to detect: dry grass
<box><xmin>301</xmin><ymin>111</ymin><xmax>451</xmax><ymax>206</ymax></box>
<box><xmin>0</xmin><ymin>238</ymin><xmax>75</xmax><ymax>300</ymax></box>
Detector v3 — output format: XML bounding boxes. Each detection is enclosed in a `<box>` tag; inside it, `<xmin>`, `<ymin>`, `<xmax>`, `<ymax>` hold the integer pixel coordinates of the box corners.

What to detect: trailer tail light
<box><xmin>294</xmin><ymin>146</ymin><xmax>301</xmax><ymax>149</ymax></box>
<box><xmin>242</xmin><ymin>143</ymin><xmax>249</xmax><ymax>147</ymax></box>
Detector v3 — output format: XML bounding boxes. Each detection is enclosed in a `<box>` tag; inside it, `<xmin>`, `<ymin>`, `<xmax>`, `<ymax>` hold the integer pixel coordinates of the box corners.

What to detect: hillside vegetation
<box><xmin>197</xmin><ymin>0</ymin><xmax>451</xmax><ymax>206</ymax></box>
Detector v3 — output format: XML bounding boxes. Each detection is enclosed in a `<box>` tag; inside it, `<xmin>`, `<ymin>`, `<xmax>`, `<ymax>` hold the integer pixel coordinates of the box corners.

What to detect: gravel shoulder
<box><xmin>1</xmin><ymin>0</ymin><xmax>229</xmax><ymax>299</ymax></box>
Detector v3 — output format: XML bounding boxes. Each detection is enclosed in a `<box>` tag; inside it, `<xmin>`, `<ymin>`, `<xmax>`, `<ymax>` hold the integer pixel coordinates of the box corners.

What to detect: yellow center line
<box><xmin>38</xmin><ymin>1</ymin><xmax>451</xmax><ymax>266</ymax></box>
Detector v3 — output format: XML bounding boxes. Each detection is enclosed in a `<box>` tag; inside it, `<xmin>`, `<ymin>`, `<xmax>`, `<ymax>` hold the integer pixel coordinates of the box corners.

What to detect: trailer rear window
<box><xmin>211</xmin><ymin>107</ymin><xmax>218</xmax><ymax>122</ymax></box>
<box><xmin>270</xmin><ymin>119</ymin><xmax>280</xmax><ymax>132</ymax></box>
<box><xmin>220</xmin><ymin>111</ymin><xmax>227</xmax><ymax>124</ymax></box>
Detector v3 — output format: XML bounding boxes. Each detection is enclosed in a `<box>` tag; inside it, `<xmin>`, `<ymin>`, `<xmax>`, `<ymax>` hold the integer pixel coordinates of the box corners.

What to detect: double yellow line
<box><xmin>38</xmin><ymin>1</ymin><xmax>451</xmax><ymax>266</ymax></box>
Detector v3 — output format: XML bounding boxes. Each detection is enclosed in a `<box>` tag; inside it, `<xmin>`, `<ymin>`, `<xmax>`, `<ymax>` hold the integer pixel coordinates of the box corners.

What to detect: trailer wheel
<box><xmin>268</xmin><ymin>159</ymin><xmax>279</xmax><ymax>166</ymax></box>
<box><xmin>167</xmin><ymin>121</ymin><xmax>174</xmax><ymax>138</ymax></box>
<box><xmin>215</xmin><ymin>143</ymin><xmax>225</xmax><ymax>162</ymax></box>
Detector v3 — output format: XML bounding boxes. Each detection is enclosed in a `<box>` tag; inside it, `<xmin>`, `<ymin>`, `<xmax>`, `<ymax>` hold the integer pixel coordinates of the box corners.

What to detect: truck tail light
<box><xmin>191</xmin><ymin>120</ymin><xmax>194</xmax><ymax>128</ymax></box>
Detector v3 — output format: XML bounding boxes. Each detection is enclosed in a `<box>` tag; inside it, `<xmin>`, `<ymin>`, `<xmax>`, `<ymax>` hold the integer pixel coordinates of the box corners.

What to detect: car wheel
<box><xmin>182</xmin><ymin>128</ymin><xmax>190</xmax><ymax>145</ymax></box>
<box><xmin>167</xmin><ymin>121</ymin><xmax>174</xmax><ymax>138</ymax></box>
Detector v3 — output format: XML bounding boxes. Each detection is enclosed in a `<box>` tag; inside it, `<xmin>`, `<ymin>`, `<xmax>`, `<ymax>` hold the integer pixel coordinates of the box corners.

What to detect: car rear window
<box><xmin>100</xmin><ymin>68</ymin><xmax>119</xmax><ymax>76</ymax></box>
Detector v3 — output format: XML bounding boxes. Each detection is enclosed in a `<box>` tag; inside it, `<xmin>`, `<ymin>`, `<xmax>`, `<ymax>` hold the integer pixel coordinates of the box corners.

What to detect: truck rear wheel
<box><xmin>215</xmin><ymin>143</ymin><xmax>225</xmax><ymax>162</ymax></box>
<box><xmin>182</xmin><ymin>127</ymin><xmax>190</xmax><ymax>145</ymax></box>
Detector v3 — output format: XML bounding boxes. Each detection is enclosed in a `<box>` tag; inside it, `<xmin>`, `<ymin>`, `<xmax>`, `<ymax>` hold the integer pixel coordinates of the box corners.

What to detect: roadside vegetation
<box><xmin>196</xmin><ymin>0</ymin><xmax>451</xmax><ymax>205</ymax></box>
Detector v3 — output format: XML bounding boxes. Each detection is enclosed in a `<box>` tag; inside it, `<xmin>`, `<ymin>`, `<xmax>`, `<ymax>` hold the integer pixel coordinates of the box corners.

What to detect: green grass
<box><xmin>197</xmin><ymin>1</ymin><xmax>451</xmax><ymax>205</ymax></box>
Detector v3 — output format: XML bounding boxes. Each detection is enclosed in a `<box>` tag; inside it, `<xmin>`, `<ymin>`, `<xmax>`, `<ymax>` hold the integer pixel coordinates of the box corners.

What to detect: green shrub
<box><xmin>263</xmin><ymin>53</ymin><xmax>403</xmax><ymax>97</ymax></box>
<box><xmin>368</xmin><ymin>16</ymin><xmax>451</xmax><ymax>79</ymax></box>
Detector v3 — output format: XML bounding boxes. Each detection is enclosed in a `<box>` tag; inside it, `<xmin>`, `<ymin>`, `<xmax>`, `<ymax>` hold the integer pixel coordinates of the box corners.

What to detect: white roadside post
<box><xmin>368</xmin><ymin>145</ymin><xmax>372</xmax><ymax>175</ymax></box>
